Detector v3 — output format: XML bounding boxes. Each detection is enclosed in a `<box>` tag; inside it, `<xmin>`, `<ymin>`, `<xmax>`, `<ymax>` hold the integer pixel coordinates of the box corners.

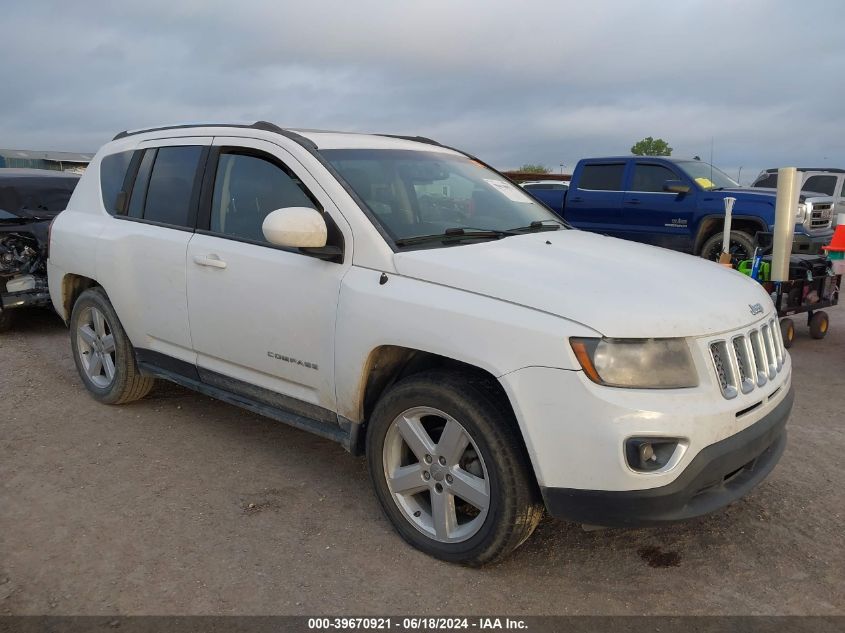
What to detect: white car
<box><xmin>48</xmin><ymin>122</ymin><xmax>793</xmax><ymax>565</ymax></box>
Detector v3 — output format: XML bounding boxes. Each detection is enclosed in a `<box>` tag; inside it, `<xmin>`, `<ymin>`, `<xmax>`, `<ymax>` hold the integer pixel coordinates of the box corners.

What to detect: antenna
<box><xmin>710</xmin><ymin>137</ymin><xmax>714</xmax><ymax>188</ymax></box>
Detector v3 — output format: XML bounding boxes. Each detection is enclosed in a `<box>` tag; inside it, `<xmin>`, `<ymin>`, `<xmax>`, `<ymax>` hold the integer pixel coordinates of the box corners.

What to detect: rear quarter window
<box><xmin>99</xmin><ymin>151</ymin><xmax>134</xmax><ymax>214</ymax></box>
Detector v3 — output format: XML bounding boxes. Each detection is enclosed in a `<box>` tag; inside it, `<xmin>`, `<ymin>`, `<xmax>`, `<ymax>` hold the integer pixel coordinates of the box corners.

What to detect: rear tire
<box><xmin>366</xmin><ymin>370</ymin><xmax>543</xmax><ymax>566</ymax></box>
<box><xmin>69</xmin><ymin>287</ymin><xmax>155</xmax><ymax>404</ymax></box>
<box><xmin>809</xmin><ymin>311</ymin><xmax>829</xmax><ymax>340</ymax></box>
<box><xmin>699</xmin><ymin>230</ymin><xmax>755</xmax><ymax>265</ymax></box>
<box><xmin>780</xmin><ymin>318</ymin><xmax>795</xmax><ymax>349</ymax></box>
<box><xmin>0</xmin><ymin>308</ymin><xmax>14</xmax><ymax>333</ymax></box>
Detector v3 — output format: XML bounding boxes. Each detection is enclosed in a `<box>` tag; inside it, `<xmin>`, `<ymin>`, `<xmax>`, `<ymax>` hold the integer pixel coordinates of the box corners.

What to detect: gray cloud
<box><xmin>2</xmin><ymin>0</ymin><xmax>843</xmax><ymax>182</ymax></box>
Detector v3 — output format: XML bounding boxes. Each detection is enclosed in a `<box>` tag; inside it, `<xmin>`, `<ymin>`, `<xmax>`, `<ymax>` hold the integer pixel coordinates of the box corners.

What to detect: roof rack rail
<box><xmin>765</xmin><ymin>167</ymin><xmax>845</xmax><ymax>174</ymax></box>
<box><xmin>378</xmin><ymin>134</ymin><xmax>444</xmax><ymax>147</ymax></box>
<box><xmin>112</xmin><ymin>121</ymin><xmax>285</xmax><ymax>141</ymax></box>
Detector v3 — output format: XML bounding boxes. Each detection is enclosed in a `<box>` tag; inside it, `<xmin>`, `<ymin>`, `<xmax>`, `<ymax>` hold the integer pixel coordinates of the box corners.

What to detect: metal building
<box><xmin>0</xmin><ymin>149</ymin><xmax>94</xmax><ymax>174</ymax></box>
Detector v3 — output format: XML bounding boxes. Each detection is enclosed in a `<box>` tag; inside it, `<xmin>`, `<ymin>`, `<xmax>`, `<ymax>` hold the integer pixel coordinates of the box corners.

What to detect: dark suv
<box><xmin>0</xmin><ymin>168</ymin><xmax>79</xmax><ymax>331</ymax></box>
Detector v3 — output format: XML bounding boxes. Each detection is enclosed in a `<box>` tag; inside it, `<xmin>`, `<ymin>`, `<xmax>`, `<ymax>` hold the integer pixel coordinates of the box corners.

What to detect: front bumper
<box><xmin>541</xmin><ymin>386</ymin><xmax>792</xmax><ymax>526</ymax></box>
<box><xmin>1</xmin><ymin>289</ymin><xmax>51</xmax><ymax>310</ymax></box>
<box><xmin>793</xmin><ymin>230</ymin><xmax>834</xmax><ymax>254</ymax></box>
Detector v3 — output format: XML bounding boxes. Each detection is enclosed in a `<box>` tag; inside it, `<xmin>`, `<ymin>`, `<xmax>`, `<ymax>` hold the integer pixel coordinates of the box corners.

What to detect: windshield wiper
<box><xmin>508</xmin><ymin>220</ymin><xmax>565</xmax><ymax>232</ymax></box>
<box><xmin>395</xmin><ymin>227</ymin><xmax>517</xmax><ymax>247</ymax></box>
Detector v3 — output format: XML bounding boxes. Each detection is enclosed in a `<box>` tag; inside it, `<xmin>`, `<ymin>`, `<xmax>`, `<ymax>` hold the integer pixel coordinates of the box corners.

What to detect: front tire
<box><xmin>69</xmin><ymin>288</ymin><xmax>155</xmax><ymax>404</ymax></box>
<box><xmin>366</xmin><ymin>370</ymin><xmax>543</xmax><ymax>566</ymax></box>
<box><xmin>699</xmin><ymin>230</ymin><xmax>755</xmax><ymax>265</ymax></box>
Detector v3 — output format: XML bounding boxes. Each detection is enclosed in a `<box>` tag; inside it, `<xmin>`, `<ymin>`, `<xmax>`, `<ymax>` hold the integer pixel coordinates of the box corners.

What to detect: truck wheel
<box><xmin>699</xmin><ymin>231</ymin><xmax>755</xmax><ymax>264</ymax></box>
<box><xmin>0</xmin><ymin>308</ymin><xmax>14</xmax><ymax>333</ymax></box>
<box><xmin>809</xmin><ymin>311</ymin><xmax>829</xmax><ymax>339</ymax></box>
<box><xmin>780</xmin><ymin>318</ymin><xmax>795</xmax><ymax>349</ymax></box>
<box><xmin>69</xmin><ymin>287</ymin><xmax>156</xmax><ymax>404</ymax></box>
<box><xmin>366</xmin><ymin>370</ymin><xmax>543</xmax><ymax>566</ymax></box>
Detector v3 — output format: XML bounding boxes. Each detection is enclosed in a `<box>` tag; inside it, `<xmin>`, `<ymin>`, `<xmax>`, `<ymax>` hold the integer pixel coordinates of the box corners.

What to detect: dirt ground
<box><xmin>1</xmin><ymin>306</ymin><xmax>843</xmax><ymax>616</ymax></box>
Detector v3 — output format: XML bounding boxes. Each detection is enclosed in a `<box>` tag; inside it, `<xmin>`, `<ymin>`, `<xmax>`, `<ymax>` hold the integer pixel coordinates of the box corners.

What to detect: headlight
<box><xmin>795</xmin><ymin>202</ymin><xmax>809</xmax><ymax>223</ymax></box>
<box><xmin>570</xmin><ymin>338</ymin><xmax>698</xmax><ymax>389</ymax></box>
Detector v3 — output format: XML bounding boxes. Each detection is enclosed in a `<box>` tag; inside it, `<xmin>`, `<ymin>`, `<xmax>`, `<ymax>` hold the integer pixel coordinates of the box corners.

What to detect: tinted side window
<box><xmin>210</xmin><ymin>152</ymin><xmax>316</xmax><ymax>243</ymax></box>
<box><xmin>631</xmin><ymin>164</ymin><xmax>678</xmax><ymax>192</ymax></box>
<box><xmin>143</xmin><ymin>146</ymin><xmax>203</xmax><ymax>227</ymax></box>
<box><xmin>579</xmin><ymin>164</ymin><xmax>625</xmax><ymax>191</ymax></box>
<box><xmin>840</xmin><ymin>179</ymin><xmax>845</xmax><ymax>197</ymax></box>
<box><xmin>802</xmin><ymin>175</ymin><xmax>837</xmax><ymax>196</ymax></box>
<box><xmin>100</xmin><ymin>151</ymin><xmax>133</xmax><ymax>214</ymax></box>
<box><xmin>753</xmin><ymin>173</ymin><xmax>778</xmax><ymax>188</ymax></box>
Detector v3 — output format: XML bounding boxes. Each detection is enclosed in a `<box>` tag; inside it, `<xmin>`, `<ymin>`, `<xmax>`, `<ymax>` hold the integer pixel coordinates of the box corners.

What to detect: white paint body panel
<box><xmin>393</xmin><ymin>231</ymin><xmax>775</xmax><ymax>339</ymax></box>
<box><xmin>501</xmin><ymin>331</ymin><xmax>791</xmax><ymax>490</ymax></box>
<box><xmin>48</xmin><ymin>125</ymin><xmax>791</xmax><ymax>496</ymax></box>
<box><xmin>185</xmin><ymin>136</ymin><xmax>353</xmax><ymax>410</ymax></box>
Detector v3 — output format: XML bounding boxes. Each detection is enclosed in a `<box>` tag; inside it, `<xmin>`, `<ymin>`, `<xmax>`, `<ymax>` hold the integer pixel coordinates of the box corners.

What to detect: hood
<box><xmin>723</xmin><ymin>187</ymin><xmax>819</xmax><ymax>204</ymax></box>
<box><xmin>393</xmin><ymin>230</ymin><xmax>772</xmax><ymax>338</ymax></box>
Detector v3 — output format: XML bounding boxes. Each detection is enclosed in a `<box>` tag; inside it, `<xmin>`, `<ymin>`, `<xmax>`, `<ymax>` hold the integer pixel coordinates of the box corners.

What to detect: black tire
<box><xmin>809</xmin><ymin>311</ymin><xmax>829</xmax><ymax>340</ymax></box>
<box><xmin>780</xmin><ymin>318</ymin><xmax>795</xmax><ymax>349</ymax></box>
<box><xmin>0</xmin><ymin>308</ymin><xmax>14</xmax><ymax>333</ymax></box>
<box><xmin>69</xmin><ymin>287</ymin><xmax>155</xmax><ymax>404</ymax></box>
<box><xmin>699</xmin><ymin>230</ymin><xmax>755</xmax><ymax>264</ymax></box>
<box><xmin>366</xmin><ymin>370</ymin><xmax>543</xmax><ymax>566</ymax></box>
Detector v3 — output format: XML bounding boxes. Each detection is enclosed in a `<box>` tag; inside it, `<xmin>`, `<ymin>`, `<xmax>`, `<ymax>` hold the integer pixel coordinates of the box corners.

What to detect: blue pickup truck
<box><xmin>526</xmin><ymin>156</ymin><xmax>835</xmax><ymax>261</ymax></box>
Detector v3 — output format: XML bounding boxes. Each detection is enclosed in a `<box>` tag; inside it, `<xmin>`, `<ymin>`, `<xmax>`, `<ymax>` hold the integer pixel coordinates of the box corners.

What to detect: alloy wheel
<box><xmin>382</xmin><ymin>406</ymin><xmax>490</xmax><ymax>543</ymax></box>
<box><xmin>76</xmin><ymin>306</ymin><xmax>117</xmax><ymax>388</ymax></box>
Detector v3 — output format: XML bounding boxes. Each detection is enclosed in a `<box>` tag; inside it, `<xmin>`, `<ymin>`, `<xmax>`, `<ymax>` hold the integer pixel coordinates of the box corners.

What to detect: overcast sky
<box><xmin>2</xmin><ymin>1</ymin><xmax>843</xmax><ymax>182</ymax></box>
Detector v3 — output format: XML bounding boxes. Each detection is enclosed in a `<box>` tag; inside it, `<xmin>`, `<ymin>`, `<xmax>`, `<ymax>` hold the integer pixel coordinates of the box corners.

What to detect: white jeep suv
<box><xmin>48</xmin><ymin>122</ymin><xmax>793</xmax><ymax>565</ymax></box>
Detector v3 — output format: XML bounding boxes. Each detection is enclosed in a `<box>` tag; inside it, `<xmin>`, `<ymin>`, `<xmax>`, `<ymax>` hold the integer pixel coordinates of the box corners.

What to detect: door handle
<box><xmin>193</xmin><ymin>254</ymin><xmax>227</xmax><ymax>269</ymax></box>
<box><xmin>625</xmin><ymin>199</ymin><xmax>641</xmax><ymax>205</ymax></box>
<box><xmin>571</xmin><ymin>196</ymin><xmax>583</xmax><ymax>203</ymax></box>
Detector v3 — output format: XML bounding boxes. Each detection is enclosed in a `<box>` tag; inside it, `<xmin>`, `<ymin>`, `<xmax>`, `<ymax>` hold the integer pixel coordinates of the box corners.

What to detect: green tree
<box><xmin>630</xmin><ymin>137</ymin><xmax>673</xmax><ymax>156</ymax></box>
<box><xmin>515</xmin><ymin>163</ymin><xmax>552</xmax><ymax>174</ymax></box>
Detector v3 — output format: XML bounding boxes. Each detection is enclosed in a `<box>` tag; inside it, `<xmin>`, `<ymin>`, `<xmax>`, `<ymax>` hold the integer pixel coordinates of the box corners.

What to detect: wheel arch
<box><xmin>352</xmin><ymin>345</ymin><xmax>518</xmax><ymax>456</ymax></box>
<box><xmin>693</xmin><ymin>215</ymin><xmax>767</xmax><ymax>255</ymax></box>
<box><xmin>59</xmin><ymin>273</ymin><xmax>100</xmax><ymax>322</ymax></box>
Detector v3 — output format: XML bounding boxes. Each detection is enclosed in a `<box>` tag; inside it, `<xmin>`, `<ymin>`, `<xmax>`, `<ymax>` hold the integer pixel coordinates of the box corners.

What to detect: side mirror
<box><xmin>262</xmin><ymin>207</ymin><xmax>327</xmax><ymax>248</ymax></box>
<box><xmin>663</xmin><ymin>180</ymin><xmax>691</xmax><ymax>194</ymax></box>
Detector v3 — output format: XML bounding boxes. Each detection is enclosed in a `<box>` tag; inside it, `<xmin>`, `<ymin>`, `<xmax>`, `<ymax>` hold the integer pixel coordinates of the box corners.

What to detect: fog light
<box><xmin>625</xmin><ymin>438</ymin><xmax>679</xmax><ymax>472</ymax></box>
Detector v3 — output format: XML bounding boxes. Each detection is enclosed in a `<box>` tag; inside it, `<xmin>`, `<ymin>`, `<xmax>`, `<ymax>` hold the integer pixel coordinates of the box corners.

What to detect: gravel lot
<box><xmin>1</xmin><ymin>306</ymin><xmax>843</xmax><ymax>616</ymax></box>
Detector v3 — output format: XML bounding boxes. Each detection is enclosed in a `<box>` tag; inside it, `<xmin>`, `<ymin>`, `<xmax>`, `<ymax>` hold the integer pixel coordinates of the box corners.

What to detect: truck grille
<box><xmin>810</xmin><ymin>203</ymin><xmax>833</xmax><ymax>230</ymax></box>
<box><xmin>709</xmin><ymin>317</ymin><xmax>785</xmax><ymax>399</ymax></box>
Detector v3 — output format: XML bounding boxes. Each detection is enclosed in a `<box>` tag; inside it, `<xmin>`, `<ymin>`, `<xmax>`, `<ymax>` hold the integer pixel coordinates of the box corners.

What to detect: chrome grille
<box><xmin>810</xmin><ymin>203</ymin><xmax>833</xmax><ymax>230</ymax></box>
<box><xmin>711</xmin><ymin>343</ymin><xmax>729</xmax><ymax>391</ymax></box>
<box><xmin>710</xmin><ymin>318</ymin><xmax>786</xmax><ymax>399</ymax></box>
<box><xmin>732</xmin><ymin>336</ymin><xmax>755</xmax><ymax>394</ymax></box>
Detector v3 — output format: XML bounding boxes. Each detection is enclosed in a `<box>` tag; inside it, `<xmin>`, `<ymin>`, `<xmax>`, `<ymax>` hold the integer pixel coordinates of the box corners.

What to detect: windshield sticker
<box><xmin>484</xmin><ymin>179</ymin><xmax>533</xmax><ymax>203</ymax></box>
<box><xmin>694</xmin><ymin>177</ymin><xmax>715</xmax><ymax>189</ymax></box>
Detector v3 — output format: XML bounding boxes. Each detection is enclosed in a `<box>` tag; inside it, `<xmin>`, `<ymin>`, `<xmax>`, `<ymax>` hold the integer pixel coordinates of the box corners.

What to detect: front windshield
<box><xmin>321</xmin><ymin>149</ymin><xmax>563</xmax><ymax>245</ymax></box>
<box><xmin>675</xmin><ymin>160</ymin><xmax>739</xmax><ymax>191</ymax></box>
